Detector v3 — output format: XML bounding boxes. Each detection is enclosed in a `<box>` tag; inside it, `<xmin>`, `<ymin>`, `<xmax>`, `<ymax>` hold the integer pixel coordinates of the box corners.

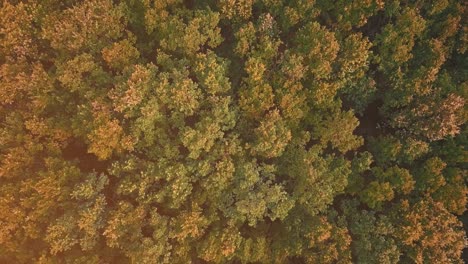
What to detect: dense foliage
<box><xmin>0</xmin><ymin>0</ymin><xmax>466</xmax><ymax>263</ymax></box>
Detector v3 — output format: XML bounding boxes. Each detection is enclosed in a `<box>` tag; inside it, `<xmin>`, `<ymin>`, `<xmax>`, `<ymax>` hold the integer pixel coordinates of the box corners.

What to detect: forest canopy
<box><xmin>0</xmin><ymin>0</ymin><xmax>467</xmax><ymax>263</ymax></box>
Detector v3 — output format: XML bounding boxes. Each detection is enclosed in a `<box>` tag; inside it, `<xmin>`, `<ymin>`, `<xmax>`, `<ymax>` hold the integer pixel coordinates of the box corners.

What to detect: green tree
<box><xmin>0</xmin><ymin>0</ymin><xmax>466</xmax><ymax>262</ymax></box>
